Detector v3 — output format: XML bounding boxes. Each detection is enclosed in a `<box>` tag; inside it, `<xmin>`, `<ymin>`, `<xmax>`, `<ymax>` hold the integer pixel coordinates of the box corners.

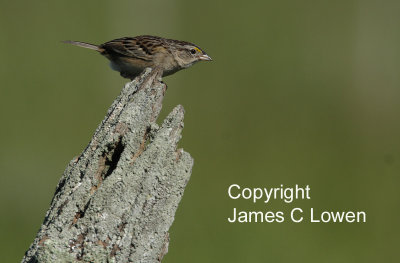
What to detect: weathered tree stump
<box><xmin>22</xmin><ymin>68</ymin><xmax>193</xmax><ymax>263</ymax></box>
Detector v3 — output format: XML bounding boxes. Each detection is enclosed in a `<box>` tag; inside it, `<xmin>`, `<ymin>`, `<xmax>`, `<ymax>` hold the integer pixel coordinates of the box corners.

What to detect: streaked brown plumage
<box><xmin>63</xmin><ymin>35</ymin><xmax>212</xmax><ymax>80</ymax></box>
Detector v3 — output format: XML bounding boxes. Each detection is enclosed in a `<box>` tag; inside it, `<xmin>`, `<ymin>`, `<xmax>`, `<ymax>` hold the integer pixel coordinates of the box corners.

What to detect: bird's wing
<box><xmin>100</xmin><ymin>36</ymin><xmax>165</xmax><ymax>61</ymax></box>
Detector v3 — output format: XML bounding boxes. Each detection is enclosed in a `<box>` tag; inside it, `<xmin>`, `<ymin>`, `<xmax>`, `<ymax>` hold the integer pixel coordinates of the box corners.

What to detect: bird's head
<box><xmin>172</xmin><ymin>42</ymin><xmax>212</xmax><ymax>68</ymax></box>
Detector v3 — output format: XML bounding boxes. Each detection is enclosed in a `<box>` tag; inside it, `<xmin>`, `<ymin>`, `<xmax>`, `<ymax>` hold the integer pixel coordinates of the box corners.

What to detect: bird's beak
<box><xmin>199</xmin><ymin>54</ymin><xmax>212</xmax><ymax>61</ymax></box>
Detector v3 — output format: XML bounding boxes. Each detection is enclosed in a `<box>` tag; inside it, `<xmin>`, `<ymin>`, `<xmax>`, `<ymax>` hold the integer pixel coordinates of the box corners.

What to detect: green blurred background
<box><xmin>1</xmin><ymin>0</ymin><xmax>399</xmax><ymax>262</ymax></box>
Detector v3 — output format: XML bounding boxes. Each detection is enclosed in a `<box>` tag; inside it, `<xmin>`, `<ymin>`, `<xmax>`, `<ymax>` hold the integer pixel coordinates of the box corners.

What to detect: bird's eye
<box><xmin>190</xmin><ymin>49</ymin><xmax>196</xmax><ymax>54</ymax></box>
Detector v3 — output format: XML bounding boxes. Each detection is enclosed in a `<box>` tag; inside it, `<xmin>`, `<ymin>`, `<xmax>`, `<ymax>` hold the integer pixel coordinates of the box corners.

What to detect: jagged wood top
<box><xmin>22</xmin><ymin>68</ymin><xmax>193</xmax><ymax>263</ymax></box>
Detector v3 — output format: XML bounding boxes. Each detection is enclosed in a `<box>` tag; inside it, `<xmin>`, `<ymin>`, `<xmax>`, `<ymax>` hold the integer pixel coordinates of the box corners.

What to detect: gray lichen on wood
<box><xmin>22</xmin><ymin>68</ymin><xmax>194</xmax><ymax>263</ymax></box>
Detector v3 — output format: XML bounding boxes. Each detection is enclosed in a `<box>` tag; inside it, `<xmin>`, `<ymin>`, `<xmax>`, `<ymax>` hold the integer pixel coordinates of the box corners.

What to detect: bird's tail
<box><xmin>62</xmin><ymin>40</ymin><xmax>100</xmax><ymax>51</ymax></box>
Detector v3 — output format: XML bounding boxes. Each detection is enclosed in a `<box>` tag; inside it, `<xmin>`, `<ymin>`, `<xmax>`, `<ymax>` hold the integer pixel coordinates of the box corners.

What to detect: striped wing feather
<box><xmin>100</xmin><ymin>36</ymin><xmax>166</xmax><ymax>61</ymax></box>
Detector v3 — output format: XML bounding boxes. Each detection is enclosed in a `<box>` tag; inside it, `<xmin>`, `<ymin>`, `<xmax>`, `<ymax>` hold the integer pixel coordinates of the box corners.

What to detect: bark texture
<box><xmin>22</xmin><ymin>68</ymin><xmax>193</xmax><ymax>263</ymax></box>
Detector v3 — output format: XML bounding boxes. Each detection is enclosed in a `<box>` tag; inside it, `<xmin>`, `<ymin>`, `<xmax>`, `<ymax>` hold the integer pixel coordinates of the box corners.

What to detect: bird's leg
<box><xmin>153</xmin><ymin>67</ymin><xmax>164</xmax><ymax>81</ymax></box>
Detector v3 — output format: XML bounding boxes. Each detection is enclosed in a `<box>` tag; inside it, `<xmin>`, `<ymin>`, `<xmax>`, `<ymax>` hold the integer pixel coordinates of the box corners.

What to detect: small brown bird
<box><xmin>63</xmin><ymin>35</ymin><xmax>212</xmax><ymax>80</ymax></box>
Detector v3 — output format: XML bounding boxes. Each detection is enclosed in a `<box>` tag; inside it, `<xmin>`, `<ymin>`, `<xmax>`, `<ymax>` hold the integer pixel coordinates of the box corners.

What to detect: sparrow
<box><xmin>63</xmin><ymin>35</ymin><xmax>212</xmax><ymax>80</ymax></box>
